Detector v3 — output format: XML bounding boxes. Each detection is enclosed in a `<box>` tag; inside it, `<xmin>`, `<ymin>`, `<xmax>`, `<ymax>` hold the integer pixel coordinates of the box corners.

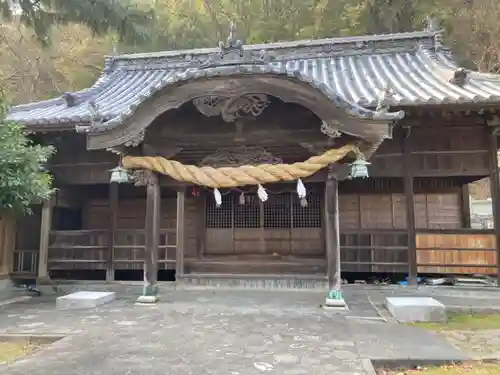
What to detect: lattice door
<box><xmin>205</xmin><ymin>190</ymin><xmax>324</xmax><ymax>257</ymax></box>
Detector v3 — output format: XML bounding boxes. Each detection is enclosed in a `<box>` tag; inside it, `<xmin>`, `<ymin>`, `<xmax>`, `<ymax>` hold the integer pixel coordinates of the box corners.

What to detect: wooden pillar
<box><xmin>176</xmin><ymin>189</ymin><xmax>186</xmax><ymax>278</ymax></box>
<box><xmin>324</xmin><ymin>169</ymin><xmax>345</xmax><ymax>307</ymax></box>
<box><xmin>137</xmin><ymin>171</ymin><xmax>160</xmax><ymax>303</ymax></box>
<box><xmin>460</xmin><ymin>184</ymin><xmax>472</xmax><ymax>229</ymax></box>
<box><xmin>38</xmin><ymin>198</ymin><xmax>54</xmax><ymax>282</ymax></box>
<box><xmin>488</xmin><ymin>130</ymin><xmax>500</xmax><ymax>286</ymax></box>
<box><xmin>403</xmin><ymin>126</ymin><xmax>417</xmax><ymax>284</ymax></box>
<box><xmin>106</xmin><ymin>183</ymin><xmax>118</xmax><ymax>281</ymax></box>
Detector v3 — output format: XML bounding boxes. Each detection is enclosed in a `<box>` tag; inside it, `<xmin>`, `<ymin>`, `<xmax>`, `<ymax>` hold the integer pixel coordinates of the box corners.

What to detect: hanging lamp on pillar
<box><xmin>348</xmin><ymin>159</ymin><xmax>371</xmax><ymax>179</ymax></box>
<box><xmin>109</xmin><ymin>165</ymin><xmax>130</xmax><ymax>184</ymax></box>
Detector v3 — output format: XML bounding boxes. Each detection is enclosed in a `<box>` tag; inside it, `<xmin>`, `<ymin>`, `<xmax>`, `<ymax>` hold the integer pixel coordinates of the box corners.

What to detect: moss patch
<box><xmin>0</xmin><ymin>341</ymin><xmax>38</xmax><ymax>364</ymax></box>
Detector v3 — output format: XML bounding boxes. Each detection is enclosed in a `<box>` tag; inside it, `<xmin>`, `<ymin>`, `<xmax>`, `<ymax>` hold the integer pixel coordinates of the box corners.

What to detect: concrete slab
<box><xmin>385</xmin><ymin>297</ymin><xmax>446</xmax><ymax>322</ymax></box>
<box><xmin>56</xmin><ymin>291</ymin><xmax>116</xmax><ymax>310</ymax></box>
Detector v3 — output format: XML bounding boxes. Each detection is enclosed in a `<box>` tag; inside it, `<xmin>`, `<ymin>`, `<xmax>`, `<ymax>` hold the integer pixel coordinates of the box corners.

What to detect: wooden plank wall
<box><xmin>416</xmin><ymin>233</ymin><xmax>497</xmax><ymax>275</ymax></box>
<box><xmin>339</xmin><ymin>193</ymin><xmax>461</xmax><ymax>229</ymax></box>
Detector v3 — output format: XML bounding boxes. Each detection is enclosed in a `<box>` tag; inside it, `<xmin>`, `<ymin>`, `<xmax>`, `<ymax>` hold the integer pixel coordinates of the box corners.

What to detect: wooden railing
<box><xmin>12</xmin><ymin>249</ymin><xmax>38</xmax><ymax>275</ymax></box>
<box><xmin>340</xmin><ymin>229</ymin><xmax>409</xmax><ymax>273</ymax></box>
<box><xmin>49</xmin><ymin>230</ymin><xmax>108</xmax><ymax>269</ymax></box>
<box><xmin>416</xmin><ymin>229</ymin><xmax>497</xmax><ymax>275</ymax></box>
<box><xmin>44</xmin><ymin>228</ymin><xmax>500</xmax><ymax>276</ymax></box>
<box><xmin>48</xmin><ymin>229</ymin><xmax>177</xmax><ymax>270</ymax></box>
<box><xmin>113</xmin><ymin>229</ymin><xmax>176</xmax><ymax>269</ymax></box>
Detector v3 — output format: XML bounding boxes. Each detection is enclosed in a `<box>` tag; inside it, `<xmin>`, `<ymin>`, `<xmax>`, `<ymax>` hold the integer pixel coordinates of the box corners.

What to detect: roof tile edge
<box><xmin>109</xmin><ymin>30</ymin><xmax>437</xmax><ymax>62</ymax></box>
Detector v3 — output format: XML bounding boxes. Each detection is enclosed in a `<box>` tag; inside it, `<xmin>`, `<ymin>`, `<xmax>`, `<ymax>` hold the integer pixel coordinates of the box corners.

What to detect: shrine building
<box><xmin>5</xmin><ymin>22</ymin><xmax>500</xmax><ymax>302</ymax></box>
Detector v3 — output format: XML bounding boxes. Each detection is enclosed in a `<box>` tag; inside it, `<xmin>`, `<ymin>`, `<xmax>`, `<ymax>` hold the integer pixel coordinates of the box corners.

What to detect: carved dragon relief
<box><xmin>200</xmin><ymin>146</ymin><xmax>283</xmax><ymax>168</ymax></box>
<box><xmin>192</xmin><ymin>94</ymin><xmax>270</xmax><ymax>122</ymax></box>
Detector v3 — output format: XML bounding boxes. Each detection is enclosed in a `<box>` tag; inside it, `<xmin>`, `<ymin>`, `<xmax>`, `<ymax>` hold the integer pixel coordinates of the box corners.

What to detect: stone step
<box><xmin>178</xmin><ymin>273</ymin><xmax>328</xmax><ymax>290</ymax></box>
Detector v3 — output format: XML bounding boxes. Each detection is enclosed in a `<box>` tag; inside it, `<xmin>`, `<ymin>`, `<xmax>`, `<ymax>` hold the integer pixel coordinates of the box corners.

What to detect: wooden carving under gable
<box><xmin>200</xmin><ymin>146</ymin><xmax>283</xmax><ymax>168</ymax></box>
<box><xmin>133</xmin><ymin>169</ymin><xmax>158</xmax><ymax>187</ymax></box>
<box><xmin>192</xmin><ymin>94</ymin><xmax>270</xmax><ymax>122</ymax></box>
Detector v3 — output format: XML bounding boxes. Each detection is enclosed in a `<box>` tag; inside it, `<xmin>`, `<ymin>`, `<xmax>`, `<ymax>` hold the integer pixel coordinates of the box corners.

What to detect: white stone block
<box><xmin>56</xmin><ymin>291</ymin><xmax>116</xmax><ymax>310</ymax></box>
<box><xmin>385</xmin><ymin>297</ymin><xmax>446</xmax><ymax>322</ymax></box>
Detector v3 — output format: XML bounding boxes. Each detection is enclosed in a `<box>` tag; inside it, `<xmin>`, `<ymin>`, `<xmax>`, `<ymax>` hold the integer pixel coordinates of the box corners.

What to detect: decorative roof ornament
<box><xmin>424</xmin><ymin>16</ymin><xmax>439</xmax><ymax>32</ymax></box>
<box><xmin>449</xmin><ymin>67</ymin><xmax>468</xmax><ymax>87</ymax></box>
<box><xmin>187</xmin><ymin>22</ymin><xmax>273</xmax><ymax>68</ymax></box>
<box><xmin>375</xmin><ymin>84</ymin><xmax>394</xmax><ymax>113</ymax></box>
<box><xmin>88</xmin><ymin>100</ymin><xmax>102</xmax><ymax>123</ymax></box>
<box><xmin>218</xmin><ymin>22</ymin><xmax>244</xmax><ymax>57</ymax></box>
<box><xmin>62</xmin><ymin>92</ymin><xmax>77</xmax><ymax>107</ymax></box>
<box><xmin>423</xmin><ymin>16</ymin><xmax>444</xmax><ymax>50</ymax></box>
<box><xmin>75</xmin><ymin>100</ymin><xmax>103</xmax><ymax>134</ymax></box>
<box><xmin>112</xmin><ymin>41</ymin><xmax>119</xmax><ymax>56</ymax></box>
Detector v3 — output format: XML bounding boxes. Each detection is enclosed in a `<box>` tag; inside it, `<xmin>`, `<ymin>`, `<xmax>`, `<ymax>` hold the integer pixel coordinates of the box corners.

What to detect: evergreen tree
<box><xmin>0</xmin><ymin>94</ymin><xmax>55</xmax><ymax>214</ymax></box>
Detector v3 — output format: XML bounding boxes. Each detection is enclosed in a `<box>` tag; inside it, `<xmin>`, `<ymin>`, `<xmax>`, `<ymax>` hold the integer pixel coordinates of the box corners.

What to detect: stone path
<box><xmin>360</xmin><ymin>285</ymin><xmax>500</xmax><ymax>361</ymax></box>
<box><xmin>0</xmin><ymin>289</ymin><xmax>467</xmax><ymax>375</ymax></box>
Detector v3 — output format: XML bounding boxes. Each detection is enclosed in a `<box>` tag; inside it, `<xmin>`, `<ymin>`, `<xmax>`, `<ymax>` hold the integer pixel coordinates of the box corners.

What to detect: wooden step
<box><xmin>185</xmin><ymin>259</ymin><xmax>326</xmax><ymax>275</ymax></box>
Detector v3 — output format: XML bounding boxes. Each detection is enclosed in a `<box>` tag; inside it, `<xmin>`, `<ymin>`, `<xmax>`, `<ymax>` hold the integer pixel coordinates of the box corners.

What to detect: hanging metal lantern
<box><xmin>349</xmin><ymin>159</ymin><xmax>371</xmax><ymax>179</ymax></box>
<box><xmin>109</xmin><ymin>166</ymin><xmax>130</xmax><ymax>184</ymax></box>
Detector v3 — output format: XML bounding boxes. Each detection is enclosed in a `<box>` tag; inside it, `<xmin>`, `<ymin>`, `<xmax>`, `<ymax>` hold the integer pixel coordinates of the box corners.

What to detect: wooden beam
<box><xmin>38</xmin><ymin>198</ymin><xmax>54</xmax><ymax>282</ymax></box>
<box><xmin>403</xmin><ymin>126</ymin><xmax>417</xmax><ymax>284</ymax></box>
<box><xmin>176</xmin><ymin>189</ymin><xmax>186</xmax><ymax>278</ymax></box>
<box><xmin>107</xmin><ymin>183</ymin><xmax>118</xmax><ymax>281</ymax></box>
<box><xmin>488</xmin><ymin>130</ymin><xmax>500</xmax><ymax>286</ymax></box>
<box><xmin>324</xmin><ymin>171</ymin><xmax>340</xmax><ymax>291</ymax></box>
<box><xmin>147</xmin><ymin>129</ymin><xmax>326</xmax><ymax>148</ymax></box>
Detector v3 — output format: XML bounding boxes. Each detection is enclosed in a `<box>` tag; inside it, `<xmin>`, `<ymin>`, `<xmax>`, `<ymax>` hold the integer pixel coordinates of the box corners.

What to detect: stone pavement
<box><xmin>0</xmin><ymin>289</ymin><xmax>467</xmax><ymax>375</ymax></box>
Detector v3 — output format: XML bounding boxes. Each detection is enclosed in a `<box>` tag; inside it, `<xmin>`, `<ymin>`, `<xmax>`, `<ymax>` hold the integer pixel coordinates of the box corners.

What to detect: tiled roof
<box><xmin>9</xmin><ymin>28</ymin><xmax>500</xmax><ymax>129</ymax></box>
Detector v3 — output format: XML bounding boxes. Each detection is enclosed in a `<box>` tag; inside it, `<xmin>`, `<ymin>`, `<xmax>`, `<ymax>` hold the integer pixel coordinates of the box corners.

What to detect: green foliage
<box><xmin>0</xmin><ymin>94</ymin><xmax>55</xmax><ymax>215</ymax></box>
<box><xmin>0</xmin><ymin>0</ymin><xmax>154</xmax><ymax>46</ymax></box>
<box><xmin>2</xmin><ymin>0</ymin><xmax>500</xmax><ymax>104</ymax></box>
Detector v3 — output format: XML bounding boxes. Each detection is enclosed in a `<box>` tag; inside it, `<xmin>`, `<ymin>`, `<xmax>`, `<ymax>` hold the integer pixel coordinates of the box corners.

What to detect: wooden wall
<box><xmin>371</xmin><ymin>123</ymin><xmax>490</xmax><ymax>177</ymax></box>
<box><xmin>339</xmin><ymin>193</ymin><xmax>461</xmax><ymax>230</ymax></box>
<box><xmin>416</xmin><ymin>233</ymin><xmax>497</xmax><ymax>275</ymax></box>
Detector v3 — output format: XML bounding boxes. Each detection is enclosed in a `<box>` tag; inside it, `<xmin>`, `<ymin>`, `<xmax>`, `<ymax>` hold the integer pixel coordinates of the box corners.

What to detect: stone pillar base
<box><xmin>323</xmin><ymin>289</ymin><xmax>348</xmax><ymax>309</ymax></box>
<box><xmin>136</xmin><ymin>295</ymin><xmax>159</xmax><ymax>304</ymax></box>
<box><xmin>135</xmin><ymin>284</ymin><xmax>159</xmax><ymax>304</ymax></box>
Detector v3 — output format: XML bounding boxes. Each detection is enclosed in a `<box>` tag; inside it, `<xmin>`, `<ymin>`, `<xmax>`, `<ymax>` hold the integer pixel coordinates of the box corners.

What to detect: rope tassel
<box><xmin>297</xmin><ymin>179</ymin><xmax>308</xmax><ymax>207</ymax></box>
<box><xmin>296</xmin><ymin>179</ymin><xmax>306</xmax><ymax>198</ymax></box>
<box><xmin>214</xmin><ymin>188</ymin><xmax>222</xmax><ymax>207</ymax></box>
<box><xmin>257</xmin><ymin>184</ymin><xmax>268</xmax><ymax>202</ymax></box>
